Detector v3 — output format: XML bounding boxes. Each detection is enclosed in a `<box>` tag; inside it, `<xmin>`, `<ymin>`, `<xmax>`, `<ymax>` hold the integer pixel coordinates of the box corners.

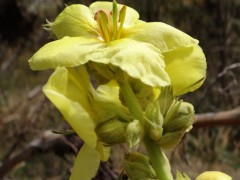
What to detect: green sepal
<box><xmin>95</xmin><ymin>117</ymin><xmax>128</xmax><ymax>145</ymax></box>
<box><xmin>158</xmin><ymin>130</ymin><xmax>185</xmax><ymax>149</ymax></box>
<box><xmin>176</xmin><ymin>171</ymin><xmax>191</xmax><ymax>180</ymax></box>
<box><xmin>123</xmin><ymin>152</ymin><xmax>157</xmax><ymax>180</ymax></box>
<box><xmin>126</xmin><ymin>119</ymin><xmax>144</xmax><ymax>148</ymax></box>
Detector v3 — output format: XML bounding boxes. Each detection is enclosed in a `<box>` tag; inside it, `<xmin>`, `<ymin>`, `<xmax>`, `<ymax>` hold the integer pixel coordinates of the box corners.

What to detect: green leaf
<box><xmin>125</xmin><ymin>22</ymin><xmax>198</xmax><ymax>53</ymax></box>
<box><xmin>51</xmin><ymin>4</ymin><xmax>98</xmax><ymax>39</ymax></box>
<box><xmin>70</xmin><ymin>144</ymin><xmax>100</xmax><ymax>180</ymax></box>
<box><xmin>88</xmin><ymin>38</ymin><xmax>170</xmax><ymax>87</ymax></box>
<box><xmin>164</xmin><ymin>45</ymin><xmax>206</xmax><ymax>95</ymax></box>
<box><xmin>43</xmin><ymin>66</ymin><xmax>97</xmax><ymax>148</ymax></box>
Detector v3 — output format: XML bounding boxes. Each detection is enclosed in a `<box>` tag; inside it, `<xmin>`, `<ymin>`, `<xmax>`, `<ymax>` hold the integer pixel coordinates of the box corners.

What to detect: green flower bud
<box><xmin>159</xmin><ymin>102</ymin><xmax>194</xmax><ymax>149</ymax></box>
<box><xmin>95</xmin><ymin>118</ymin><xmax>128</xmax><ymax>145</ymax></box>
<box><xmin>158</xmin><ymin>130</ymin><xmax>185</xmax><ymax>149</ymax></box>
<box><xmin>123</xmin><ymin>152</ymin><xmax>157</xmax><ymax>180</ymax></box>
<box><xmin>164</xmin><ymin>100</ymin><xmax>182</xmax><ymax>125</ymax></box>
<box><xmin>145</xmin><ymin>101</ymin><xmax>164</xmax><ymax>141</ymax></box>
<box><xmin>158</xmin><ymin>86</ymin><xmax>175</xmax><ymax>116</ymax></box>
<box><xmin>126</xmin><ymin>119</ymin><xmax>144</xmax><ymax>148</ymax></box>
<box><xmin>164</xmin><ymin>102</ymin><xmax>194</xmax><ymax>132</ymax></box>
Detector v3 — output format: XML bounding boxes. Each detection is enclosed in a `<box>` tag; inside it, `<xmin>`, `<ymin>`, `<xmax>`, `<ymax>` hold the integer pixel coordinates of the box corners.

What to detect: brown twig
<box><xmin>0</xmin><ymin>130</ymin><xmax>82</xmax><ymax>178</ymax></box>
<box><xmin>194</xmin><ymin>107</ymin><xmax>240</xmax><ymax>127</ymax></box>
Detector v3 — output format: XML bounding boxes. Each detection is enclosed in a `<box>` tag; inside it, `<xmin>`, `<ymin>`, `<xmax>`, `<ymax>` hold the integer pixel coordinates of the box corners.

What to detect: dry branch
<box><xmin>0</xmin><ymin>131</ymin><xmax>81</xmax><ymax>178</ymax></box>
<box><xmin>194</xmin><ymin>107</ymin><xmax>240</xmax><ymax>127</ymax></box>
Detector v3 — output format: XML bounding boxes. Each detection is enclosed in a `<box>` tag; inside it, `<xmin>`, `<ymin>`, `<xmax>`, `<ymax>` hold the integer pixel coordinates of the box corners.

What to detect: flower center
<box><xmin>94</xmin><ymin>0</ymin><xmax>126</xmax><ymax>43</ymax></box>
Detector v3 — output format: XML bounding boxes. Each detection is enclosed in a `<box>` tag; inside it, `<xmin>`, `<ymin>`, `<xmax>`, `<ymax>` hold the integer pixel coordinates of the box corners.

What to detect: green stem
<box><xmin>118</xmin><ymin>81</ymin><xmax>143</xmax><ymax>121</ymax></box>
<box><xmin>118</xmin><ymin>81</ymin><xmax>173</xmax><ymax>180</ymax></box>
<box><xmin>144</xmin><ymin>136</ymin><xmax>173</xmax><ymax>180</ymax></box>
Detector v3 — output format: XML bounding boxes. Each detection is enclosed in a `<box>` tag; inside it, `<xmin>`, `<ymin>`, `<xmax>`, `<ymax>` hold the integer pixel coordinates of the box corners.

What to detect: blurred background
<box><xmin>0</xmin><ymin>0</ymin><xmax>239</xmax><ymax>179</ymax></box>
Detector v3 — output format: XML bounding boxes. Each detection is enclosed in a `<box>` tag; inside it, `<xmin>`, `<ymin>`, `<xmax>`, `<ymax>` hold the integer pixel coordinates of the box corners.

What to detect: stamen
<box><xmin>112</xmin><ymin>0</ymin><xmax>118</xmax><ymax>40</ymax></box>
<box><xmin>117</xmin><ymin>5</ymin><xmax>126</xmax><ymax>39</ymax></box>
<box><xmin>95</xmin><ymin>11</ymin><xmax>110</xmax><ymax>43</ymax></box>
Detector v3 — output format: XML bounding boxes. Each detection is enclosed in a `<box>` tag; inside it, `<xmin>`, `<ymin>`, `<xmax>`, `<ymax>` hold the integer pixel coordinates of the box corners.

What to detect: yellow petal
<box><xmin>93</xmin><ymin>80</ymin><xmax>130</xmax><ymax>124</ymax></box>
<box><xmin>124</xmin><ymin>22</ymin><xmax>198</xmax><ymax>52</ymax></box>
<box><xmin>196</xmin><ymin>171</ymin><xmax>232</xmax><ymax>180</ymax></box>
<box><xmin>164</xmin><ymin>45</ymin><xmax>206</xmax><ymax>95</ymax></box>
<box><xmin>29</xmin><ymin>37</ymin><xmax>102</xmax><ymax>70</ymax></box>
<box><xmin>96</xmin><ymin>141</ymin><xmax>111</xmax><ymax>161</ymax></box>
<box><xmin>87</xmin><ymin>38</ymin><xmax>170</xmax><ymax>87</ymax></box>
<box><xmin>51</xmin><ymin>5</ymin><xmax>98</xmax><ymax>39</ymax></box>
<box><xmin>43</xmin><ymin>67</ymin><xmax>97</xmax><ymax>148</ymax></box>
<box><xmin>89</xmin><ymin>1</ymin><xmax>139</xmax><ymax>27</ymax></box>
<box><xmin>70</xmin><ymin>144</ymin><xmax>100</xmax><ymax>180</ymax></box>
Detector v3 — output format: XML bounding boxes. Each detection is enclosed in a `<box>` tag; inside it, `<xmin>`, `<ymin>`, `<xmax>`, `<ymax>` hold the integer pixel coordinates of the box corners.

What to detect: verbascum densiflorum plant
<box><xmin>28</xmin><ymin>0</ymin><xmax>230</xmax><ymax>180</ymax></box>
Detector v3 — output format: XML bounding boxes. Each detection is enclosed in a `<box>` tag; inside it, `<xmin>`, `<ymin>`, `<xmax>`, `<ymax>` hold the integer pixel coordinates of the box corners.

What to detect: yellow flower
<box><xmin>196</xmin><ymin>171</ymin><xmax>232</xmax><ymax>180</ymax></box>
<box><xmin>43</xmin><ymin>65</ymin><xmax>131</xmax><ymax>179</ymax></box>
<box><xmin>29</xmin><ymin>1</ymin><xmax>206</xmax><ymax>95</ymax></box>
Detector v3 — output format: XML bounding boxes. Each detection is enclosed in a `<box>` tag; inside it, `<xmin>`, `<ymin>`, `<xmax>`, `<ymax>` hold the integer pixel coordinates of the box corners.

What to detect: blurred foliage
<box><xmin>0</xmin><ymin>0</ymin><xmax>239</xmax><ymax>179</ymax></box>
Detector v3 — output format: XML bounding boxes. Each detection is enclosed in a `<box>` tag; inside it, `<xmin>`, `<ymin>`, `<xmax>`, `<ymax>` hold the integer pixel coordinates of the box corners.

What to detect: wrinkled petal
<box><xmin>163</xmin><ymin>45</ymin><xmax>206</xmax><ymax>96</ymax></box>
<box><xmin>87</xmin><ymin>38</ymin><xmax>170</xmax><ymax>87</ymax></box>
<box><xmin>29</xmin><ymin>37</ymin><xmax>102</xmax><ymax>70</ymax></box>
<box><xmin>51</xmin><ymin>5</ymin><xmax>98</xmax><ymax>39</ymax></box>
<box><xmin>124</xmin><ymin>22</ymin><xmax>198</xmax><ymax>53</ymax></box>
<box><xmin>70</xmin><ymin>144</ymin><xmax>100</xmax><ymax>180</ymax></box>
<box><xmin>89</xmin><ymin>2</ymin><xmax>139</xmax><ymax>27</ymax></box>
<box><xmin>43</xmin><ymin>67</ymin><xmax>97</xmax><ymax>148</ymax></box>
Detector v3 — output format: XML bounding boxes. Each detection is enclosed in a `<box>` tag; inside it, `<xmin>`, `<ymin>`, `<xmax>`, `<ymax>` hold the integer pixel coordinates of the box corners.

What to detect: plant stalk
<box><xmin>118</xmin><ymin>81</ymin><xmax>173</xmax><ymax>180</ymax></box>
<box><xmin>144</xmin><ymin>135</ymin><xmax>173</xmax><ymax>180</ymax></box>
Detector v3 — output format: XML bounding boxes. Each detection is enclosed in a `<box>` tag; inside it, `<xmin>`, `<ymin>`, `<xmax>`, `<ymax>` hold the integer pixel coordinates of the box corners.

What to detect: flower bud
<box><xmin>123</xmin><ymin>152</ymin><xmax>157</xmax><ymax>179</ymax></box>
<box><xmin>95</xmin><ymin>118</ymin><xmax>128</xmax><ymax>145</ymax></box>
<box><xmin>159</xmin><ymin>102</ymin><xmax>194</xmax><ymax>149</ymax></box>
<box><xmin>158</xmin><ymin>86</ymin><xmax>175</xmax><ymax>116</ymax></box>
<box><xmin>126</xmin><ymin>119</ymin><xmax>144</xmax><ymax>148</ymax></box>
<box><xmin>158</xmin><ymin>130</ymin><xmax>185</xmax><ymax>149</ymax></box>
<box><xmin>145</xmin><ymin>101</ymin><xmax>164</xmax><ymax>141</ymax></box>
<box><xmin>164</xmin><ymin>102</ymin><xmax>194</xmax><ymax>132</ymax></box>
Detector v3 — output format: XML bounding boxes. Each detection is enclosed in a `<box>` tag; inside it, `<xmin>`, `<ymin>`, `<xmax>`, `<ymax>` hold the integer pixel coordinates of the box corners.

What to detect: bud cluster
<box><xmin>145</xmin><ymin>87</ymin><xmax>194</xmax><ymax>149</ymax></box>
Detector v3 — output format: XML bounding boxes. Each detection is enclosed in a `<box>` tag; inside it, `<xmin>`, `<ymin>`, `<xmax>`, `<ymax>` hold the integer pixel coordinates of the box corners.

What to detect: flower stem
<box><xmin>118</xmin><ymin>81</ymin><xmax>143</xmax><ymax>122</ymax></box>
<box><xmin>144</xmin><ymin>135</ymin><xmax>173</xmax><ymax>180</ymax></box>
<box><xmin>118</xmin><ymin>81</ymin><xmax>173</xmax><ymax>180</ymax></box>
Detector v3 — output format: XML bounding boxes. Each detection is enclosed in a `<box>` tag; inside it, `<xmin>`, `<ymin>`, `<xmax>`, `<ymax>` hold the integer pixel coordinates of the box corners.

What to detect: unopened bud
<box><xmin>126</xmin><ymin>120</ymin><xmax>144</xmax><ymax>148</ymax></box>
<box><xmin>145</xmin><ymin>101</ymin><xmax>164</xmax><ymax>141</ymax></box>
<box><xmin>164</xmin><ymin>102</ymin><xmax>194</xmax><ymax>132</ymax></box>
<box><xmin>123</xmin><ymin>152</ymin><xmax>157</xmax><ymax>179</ymax></box>
<box><xmin>95</xmin><ymin>118</ymin><xmax>128</xmax><ymax>145</ymax></box>
<box><xmin>158</xmin><ymin>130</ymin><xmax>184</xmax><ymax>149</ymax></box>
